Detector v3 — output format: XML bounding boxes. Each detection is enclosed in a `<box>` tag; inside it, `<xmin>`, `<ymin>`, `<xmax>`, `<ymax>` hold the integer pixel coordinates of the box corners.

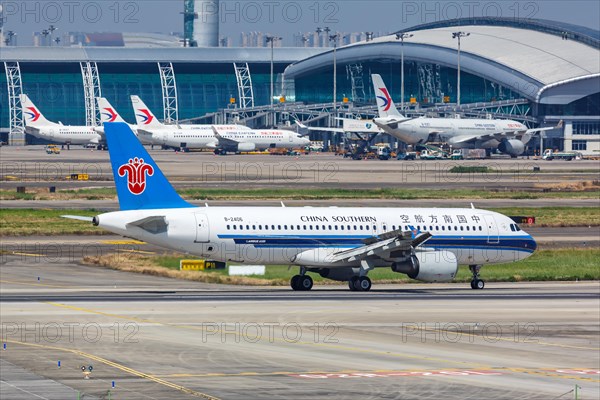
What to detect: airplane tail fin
<box><xmin>20</xmin><ymin>94</ymin><xmax>56</xmax><ymax>127</ymax></box>
<box><xmin>130</xmin><ymin>95</ymin><xmax>163</xmax><ymax>128</ymax></box>
<box><xmin>103</xmin><ymin>122</ymin><xmax>193</xmax><ymax>211</ymax></box>
<box><xmin>371</xmin><ymin>74</ymin><xmax>403</xmax><ymax>118</ymax></box>
<box><xmin>96</xmin><ymin>98</ymin><xmax>126</xmax><ymax>123</ymax></box>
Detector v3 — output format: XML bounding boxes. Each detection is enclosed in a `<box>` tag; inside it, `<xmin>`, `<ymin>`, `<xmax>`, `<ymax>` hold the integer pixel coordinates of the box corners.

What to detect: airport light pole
<box><xmin>329</xmin><ymin>33</ymin><xmax>339</xmax><ymax>111</ymax></box>
<box><xmin>41</xmin><ymin>29</ymin><xmax>50</xmax><ymax>46</ymax></box>
<box><xmin>316</xmin><ymin>27</ymin><xmax>323</xmax><ymax>46</ymax></box>
<box><xmin>396</xmin><ymin>32</ymin><xmax>413</xmax><ymax>112</ymax></box>
<box><xmin>324</xmin><ymin>27</ymin><xmax>331</xmax><ymax>47</ymax></box>
<box><xmin>452</xmin><ymin>31</ymin><xmax>469</xmax><ymax>106</ymax></box>
<box><xmin>266</xmin><ymin>35</ymin><xmax>282</xmax><ymax>125</ymax></box>
<box><xmin>4</xmin><ymin>30</ymin><xmax>16</xmax><ymax>46</ymax></box>
<box><xmin>48</xmin><ymin>25</ymin><xmax>57</xmax><ymax>47</ymax></box>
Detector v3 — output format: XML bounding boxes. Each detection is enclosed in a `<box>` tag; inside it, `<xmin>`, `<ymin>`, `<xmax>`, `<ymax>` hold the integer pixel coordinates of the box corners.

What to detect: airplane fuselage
<box><xmin>141</xmin><ymin>125</ymin><xmax>308</xmax><ymax>151</ymax></box>
<box><xmin>26</xmin><ymin>125</ymin><xmax>102</xmax><ymax>145</ymax></box>
<box><xmin>374</xmin><ymin>117</ymin><xmax>527</xmax><ymax>148</ymax></box>
<box><xmin>97</xmin><ymin>206</ymin><xmax>536</xmax><ymax>267</ymax></box>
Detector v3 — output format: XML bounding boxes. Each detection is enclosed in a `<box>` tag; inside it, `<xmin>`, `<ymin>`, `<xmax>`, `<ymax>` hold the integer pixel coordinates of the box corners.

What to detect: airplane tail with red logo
<box><xmin>96</xmin><ymin>98</ymin><xmax>127</xmax><ymax>124</ymax></box>
<box><xmin>371</xmin><ymin>74</ymin><xmax>403</xmax><ymax>119</ymax></box>
<box><xmin>103</xmin><ymin>122</ymin><xmax>193</xmax><ymax>211</ymax></box>
<box><xmin>130</xmin><ymin>95</ymin><xmax>164</xmax><ymax>129</ymax></box>
<box><xmin>20</xmin><ymin>94</ymin><xmax>58</xmax><ymax>127</ymax></box>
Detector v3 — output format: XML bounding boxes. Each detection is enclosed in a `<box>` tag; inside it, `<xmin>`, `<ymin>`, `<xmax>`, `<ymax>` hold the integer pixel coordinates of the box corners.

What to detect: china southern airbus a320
<box><xmin>66</xmin><ymin>123</ymin><xmax>537</xmax><ymax>292</ymax></box>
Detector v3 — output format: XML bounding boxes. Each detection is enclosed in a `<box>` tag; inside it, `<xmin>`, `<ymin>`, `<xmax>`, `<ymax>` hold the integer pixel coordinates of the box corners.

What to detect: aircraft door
<box><xmin>483</xmin><ymin>214</ymin><xmax>499</xmax><ymax>244</ymax></box>
<box><xmin>194</xmin><ymin>213</ymin><xmax>210</xmax><ymax>243</ymax></box>
<box><xmin>49</xmin><ymin>128</ymin><xmax>56</xmax><ymax>138</ymax></box>
<box><xmin>289</xmin><ymin>133</ymin><xmax>293</xmax><ymax>143</ymax></box>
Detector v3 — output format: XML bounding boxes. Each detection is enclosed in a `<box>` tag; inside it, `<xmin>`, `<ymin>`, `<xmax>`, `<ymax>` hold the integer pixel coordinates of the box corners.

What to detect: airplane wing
<box><xmin>296</xmin><ymin>121</ymin><xmax>346</xmax><ymax>133</ymax></box>
<box><xmin>211</xmin><ymin>126</ymin><xmax>242</xmax><ymax>146</ymax></box>
<box><xmin>327</xmin><ymin>229</ymin><xmax>432</xmax><ymax>264</ymax></box>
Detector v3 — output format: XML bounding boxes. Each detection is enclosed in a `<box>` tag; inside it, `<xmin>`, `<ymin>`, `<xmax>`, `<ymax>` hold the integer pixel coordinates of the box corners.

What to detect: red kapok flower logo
<box><xmin>118</xmin><ymin>157</ymin><xmax>154</xmax><ymax>195</ymax></box>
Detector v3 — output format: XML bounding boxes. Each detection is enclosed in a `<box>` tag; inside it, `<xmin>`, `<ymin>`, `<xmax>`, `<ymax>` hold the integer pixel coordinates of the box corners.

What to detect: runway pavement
<box><xmin>1</xmin><ymin>257</ymin><xmax>599</xmax><ymax>399</ymax></box>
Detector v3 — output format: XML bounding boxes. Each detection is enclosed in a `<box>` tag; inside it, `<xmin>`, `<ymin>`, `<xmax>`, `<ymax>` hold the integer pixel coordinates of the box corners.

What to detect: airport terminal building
<box><xmin>1</xmin><ymin>17</ymin><xmax>599</xmax><ymax>154</ymax></box>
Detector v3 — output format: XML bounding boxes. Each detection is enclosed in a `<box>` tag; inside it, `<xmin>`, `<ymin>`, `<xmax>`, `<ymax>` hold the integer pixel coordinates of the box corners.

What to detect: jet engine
<box><xmin>237</xmin><ymin>142</ymin><xmax>256</xmax><ymax>152</ymax></box>
<box><xmin>391</xmin><ymin>251</ymin><xmax>458</xmax><ymax>282</ymax></box>
<box><xmin>498</xmin><ymin>139</ymin><xmax>525</xmax><ymax>157</ymax></box>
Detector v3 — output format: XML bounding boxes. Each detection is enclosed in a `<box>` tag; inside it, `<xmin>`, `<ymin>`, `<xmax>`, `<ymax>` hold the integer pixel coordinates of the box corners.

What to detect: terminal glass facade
<box><xmin>294</xmin><ymin>60</ymin><xmax>522</xmax><ymax>105</ymax></box>
<box><xmin>0</xmin><ymin>62</ymin><xmax>286</xmax><ymax>129</ymax></box>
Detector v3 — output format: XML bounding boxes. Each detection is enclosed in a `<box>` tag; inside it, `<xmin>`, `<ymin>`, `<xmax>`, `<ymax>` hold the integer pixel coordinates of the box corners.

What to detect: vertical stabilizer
<box><xmin>371</xmin><ymin>74</ymin><xmax>403</xmax><ymax>118</ymax></box>
<box><xmin>130</xmin><ymin>95</ymin><xmax>163</xmax><ymax>128</ymax></box>
<box><xmin>103</xmin><ymin>122</ymin><xmax>193</xmax><ymax>211</ymax></box>
<box><xmin>20</xmin><ymin>94</ymin><xmax>57</xmax><ymax>127</ymax></box>
<box><xmin>96</xmin><ymin>98</ymin><xmax>127</xmax><ymax>123</ymax></box>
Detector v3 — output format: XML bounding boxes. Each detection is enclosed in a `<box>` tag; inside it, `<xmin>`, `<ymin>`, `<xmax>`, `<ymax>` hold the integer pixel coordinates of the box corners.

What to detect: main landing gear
<box><xmin>348</xmin><ymin>260</ymin><xmax>374</xmax><ymax>292</ymax></box>
<box><xmin>348</xmin><ymin>276</ymin><xmax>372</xmax><ymax>292</ymax></box>
<box><xmin>469</xmin><ymin>264</ymin><xmax>485</xmax><ymax>290</ymax></box>
<box><xmin>291</xmin><ymin>268</ymin><xmax>313</xmax><ymax>291</ymax></box>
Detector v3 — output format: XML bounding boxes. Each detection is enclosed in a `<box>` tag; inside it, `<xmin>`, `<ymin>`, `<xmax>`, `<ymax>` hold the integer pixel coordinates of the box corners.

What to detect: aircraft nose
<box><xmin>527</xmin><ymin>234</ymin><xmax>537</xmax><ymax>251</ymax></box>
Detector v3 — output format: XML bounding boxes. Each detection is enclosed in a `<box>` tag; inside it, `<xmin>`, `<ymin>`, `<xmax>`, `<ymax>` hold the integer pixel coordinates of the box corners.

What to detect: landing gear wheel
<box><xmin>290</xmin><ymin>275</ymin><xmax>301</xmax><ymax>291</ymax></box>
<box><xmin>348</xmin><ymin>276</ymin><xmax>359</xmax><ymax>291</ymax></box>
<box><xmin>470</xmin><ymin>278</ymin><xmax>485</xmax><ymax>290</ymax></box>
<box><xmin>357</xmin><ymin>276</ymin><xmax>372</xmax><ymax>292</ymax></box>
<box><xmin>469</xmin><ymin>265</ymin><xmax>485</xmax><ymax>290</ymax></box>
<box><xmin>299</xmin><ymin>275</ymin><xmax>313</xmax><ymax>291</ymax></box>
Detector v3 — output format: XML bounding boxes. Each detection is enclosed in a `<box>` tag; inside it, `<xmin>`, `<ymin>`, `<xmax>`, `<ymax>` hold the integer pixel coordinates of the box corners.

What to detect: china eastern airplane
<box><xmin>131</xmin><ymin>95</ymin><xmax>310</xmax><ymax>153</ymax></box>
<box><xmin>64</xmin><ymin>122</ymin><xmax>537</xmax><ymax>292</ymax></box>
<box><xmin>20</xmin><ymin>94</ymin><xmax>103</xmax><ymax>146</ymax></box>
<box><xmin>371</xmin><ymin>74</ymin><xmax>560</xmax><ymax>157</ymax></box>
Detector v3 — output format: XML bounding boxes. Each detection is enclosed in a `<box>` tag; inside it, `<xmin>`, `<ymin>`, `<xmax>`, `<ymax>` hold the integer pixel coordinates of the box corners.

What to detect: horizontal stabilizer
<box><xmin>61</xmin><ymin>215</ymin><xmax>94</xmax><ymax>222</ymax></box>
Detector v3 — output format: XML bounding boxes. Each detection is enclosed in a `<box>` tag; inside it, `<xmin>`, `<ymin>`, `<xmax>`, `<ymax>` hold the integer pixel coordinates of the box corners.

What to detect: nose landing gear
<box><xmin>469</xmin><ymin>265</ymin><xmax>485</xmax><ymax>289</ymax></box>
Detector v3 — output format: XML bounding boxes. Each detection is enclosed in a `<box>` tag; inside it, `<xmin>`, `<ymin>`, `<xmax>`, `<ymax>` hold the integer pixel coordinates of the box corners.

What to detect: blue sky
<box><xmin>2</xmin><ymin>0</ymin><xmax>599</xmax><ymax>45</ymax></box>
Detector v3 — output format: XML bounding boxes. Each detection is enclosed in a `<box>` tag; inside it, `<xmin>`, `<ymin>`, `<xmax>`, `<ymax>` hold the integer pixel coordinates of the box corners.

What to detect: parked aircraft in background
<box><xmin>65</xmin><ymin>122</ymin><xmax>538</xmax><ymax>292</ymax></box>
<box><xmin>371</xmin><ymin>74</ymin><xmax>560</xmax><ymax>157</ymax></box>
<box><xmin>131</xmin><ymin>95</ymin><xmax>309</xmax><ymax>153</ymax></box>
<box><xmin>20</xmin><ymin>94</ymin><xmax>103</xmax><ymax>147</ymax></box>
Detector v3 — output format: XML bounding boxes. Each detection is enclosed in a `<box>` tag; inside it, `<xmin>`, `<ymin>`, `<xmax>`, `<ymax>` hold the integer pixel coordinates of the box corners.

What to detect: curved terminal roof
<box><xmin>0</xmin><ymin>46</ymin><xmax>325</xmax><ymax>64</ymax></box>
<box><xmin>285</xmin><ymin>19</ymin><xmax>600</xmax><ymax>105</ymax></box>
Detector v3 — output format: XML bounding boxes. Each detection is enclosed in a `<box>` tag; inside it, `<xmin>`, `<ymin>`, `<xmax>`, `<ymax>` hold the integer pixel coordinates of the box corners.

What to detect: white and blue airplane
<box><xmin>66</xmin><ymin>123</ymin><xmax>537</xmax><ymax>292</ymax></box>
<box><xmin>371</xmin><ymin>74</ymin><xmax>561</xmax><ymax>157</ymax></box>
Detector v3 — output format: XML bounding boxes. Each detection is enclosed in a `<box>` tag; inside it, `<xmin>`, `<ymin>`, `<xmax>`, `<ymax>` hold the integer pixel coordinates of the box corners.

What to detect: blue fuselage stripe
<box><xmin>216</xmin><ymin>234</ymin><xmax>536</xmax><ymax>252</ymax></box>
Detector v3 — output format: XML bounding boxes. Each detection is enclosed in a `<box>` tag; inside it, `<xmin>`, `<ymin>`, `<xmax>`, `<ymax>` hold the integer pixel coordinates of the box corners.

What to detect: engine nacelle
<box><xmin>498</xmin><ymin>139</ymin><xmax>525</xmax><ymax>157</ymax></box>
<box><xmin>392</xmin><ymin>250</ymin><xmax>458</xmax><ymax>282</ymax></box>
<box><xmin>237</xmin><ymin>142</ymin><xmax>256</xmax><ymax>152</ymax></box>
